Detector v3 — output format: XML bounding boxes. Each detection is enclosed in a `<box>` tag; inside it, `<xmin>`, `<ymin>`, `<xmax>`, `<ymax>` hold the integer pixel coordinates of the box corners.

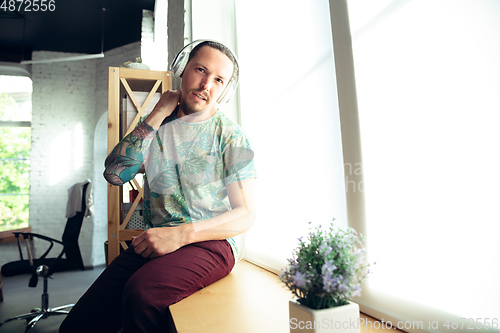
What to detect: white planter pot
<box><xmin>289</xmin><ymin>300</ymin><xmax>360</xmax><ymax>333</ymax></box>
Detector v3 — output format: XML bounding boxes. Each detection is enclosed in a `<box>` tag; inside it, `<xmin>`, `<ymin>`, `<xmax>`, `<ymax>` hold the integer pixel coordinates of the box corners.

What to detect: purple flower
<box><xmin>351</xmin><ymin>284</ymin><xmax>362</xmax><ymax>297</ymax></box>
<box><xmin>323</xmin><ymin>273</ymin><xmax>337</xmax><ymax>293</ymax></box>
<box><xmin>323</xmin><ymin>275</ymin><xmax>337</xmax><ymax>293</ymax></box>
<box><xmin>287</xmin><ymin>257</ymin><xmax>298</xmax><ymax>268</ymax></box>
<box><xmin>322</xmin><ymin>260</ymin><xmax>339</xmax><ymax>293</ymax></box>
<box><xmin>319</xmin><ymin>243</ymin><xmax>333</xmax><ymax>256</ymax></box>
<box><xmin>322</xmin><ymin>260</ymin><xmax>337</xmax><ymax>275</ymax></box>
<box><xmin>337</xmin><ymin>275</ymin><xmax>348</xmax><ymax>293</ymax></box>
<box><xmin>292</xmin><ymin>272</ymin><xmax>309</xmax><ymax>289</ymax></box>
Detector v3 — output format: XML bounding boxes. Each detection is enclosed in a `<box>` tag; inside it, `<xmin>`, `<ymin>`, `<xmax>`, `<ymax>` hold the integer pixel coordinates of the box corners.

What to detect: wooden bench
<box><xmin>170</xmin><ymin>260</ymin><xmax>400</xmax><ymax>333</ymax></box>
<box><xmin>170</xmin><ymin>260</ymin><xmax>292</xmax><ymax>332</ymax></box>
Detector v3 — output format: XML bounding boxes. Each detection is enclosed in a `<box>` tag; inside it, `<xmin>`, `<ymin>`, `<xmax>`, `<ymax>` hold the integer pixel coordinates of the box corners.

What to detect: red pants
<box><xmin>59</xmin><ymin>240</ymin><xmax>235</xmax><ymax>333</ymax></box>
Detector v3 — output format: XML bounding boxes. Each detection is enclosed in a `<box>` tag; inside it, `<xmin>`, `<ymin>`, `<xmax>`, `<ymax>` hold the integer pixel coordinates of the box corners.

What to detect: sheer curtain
<box><xmin>235</xmin><ymin>0</ymin><xmax>347</xmax><ymax>273</ymax></box>
<box><xmin>343</xmin><ymin>0</ymin><xmax>500</xmax><ymax>331</ymax></box>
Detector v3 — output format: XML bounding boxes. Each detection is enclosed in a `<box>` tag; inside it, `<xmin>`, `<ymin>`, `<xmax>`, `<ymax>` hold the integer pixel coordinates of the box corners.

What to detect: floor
<box><xmin>0</xmin><ymin>266</ymin><xmax>105</xmax><ymax>333</ymax></box>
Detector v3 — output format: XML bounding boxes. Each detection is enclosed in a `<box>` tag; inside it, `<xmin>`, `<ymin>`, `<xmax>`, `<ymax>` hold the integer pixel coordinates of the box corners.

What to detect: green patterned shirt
<box><xmin>142</xmin><ymin>111</ymin><xmax>256</xmax><ymax>259</ymax></box>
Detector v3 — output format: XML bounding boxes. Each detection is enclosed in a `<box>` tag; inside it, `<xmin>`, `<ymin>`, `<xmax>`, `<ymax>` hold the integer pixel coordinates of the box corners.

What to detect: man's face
<box><xmin>179</xmin><ymin>46</ymin><xmax>234</xmax><ymax>115</ymax></box>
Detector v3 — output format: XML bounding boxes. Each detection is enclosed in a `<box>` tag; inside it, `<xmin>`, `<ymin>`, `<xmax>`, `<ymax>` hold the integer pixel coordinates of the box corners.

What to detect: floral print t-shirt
<box><xmin>142</xmin><ymin>110</ymin><xmax>256</xmax><ymax>259</ymax></box>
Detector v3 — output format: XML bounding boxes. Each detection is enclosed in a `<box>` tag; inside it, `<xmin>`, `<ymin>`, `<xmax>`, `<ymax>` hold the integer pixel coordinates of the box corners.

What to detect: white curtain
<box><xmin>344</xmin><ymin>0</ymin><xmax>500</xmax><ymax>331</ymax></box>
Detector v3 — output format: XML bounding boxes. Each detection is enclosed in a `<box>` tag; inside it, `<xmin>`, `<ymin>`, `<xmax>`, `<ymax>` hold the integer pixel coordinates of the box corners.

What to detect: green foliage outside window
<box><xmin>0</xmin><ymin>88</ymin><xmax>32</xmax><ymax>232</ymax></box>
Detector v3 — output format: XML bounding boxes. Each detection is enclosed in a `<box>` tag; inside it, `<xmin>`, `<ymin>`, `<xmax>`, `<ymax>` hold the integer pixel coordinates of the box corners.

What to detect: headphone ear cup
<box><xmin>171</xmin><ymin>51</ymin><xmax>188</xmax><ymax>78</ymax></box>
<box><xmin>217</xmin><ymin>75</ymin><xmax>239</xmax><ymax>104</ymax></box>
<box><xmin>171</xmin><ymin>40</ymin><xmax>206</xmax><ymax>78</ymax></box>
<box><xmin>217</xmin><ymin>81</ymin><xmax>234</xmax><ymax>104</ymax></box>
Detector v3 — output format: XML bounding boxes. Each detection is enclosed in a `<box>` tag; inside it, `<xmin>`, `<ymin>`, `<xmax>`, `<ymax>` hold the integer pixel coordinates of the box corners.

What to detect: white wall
<box><xmin>92</xmin><ymin>112</ymin><xmax>109</xmax><ymax>266</ymax></box>
<box><xmin>29</xmin><ymin>51</ymin><xmax>97</xmax><ymax>266</ymax></box>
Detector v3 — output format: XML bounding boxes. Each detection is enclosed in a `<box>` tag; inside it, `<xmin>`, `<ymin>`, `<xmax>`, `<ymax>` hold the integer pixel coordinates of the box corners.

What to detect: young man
<box><xmin>59</xmin><ymin>40</ymin><xmax>256</xmax><ymax>333</ymax></box>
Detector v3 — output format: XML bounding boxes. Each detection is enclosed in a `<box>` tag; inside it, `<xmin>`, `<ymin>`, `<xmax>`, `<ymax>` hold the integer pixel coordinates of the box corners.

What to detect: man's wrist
<box><xmin>179</xmin><ymin>223</ymin><xmax>195</xmax><ymax>246</ymax></box>
<box><xmin>145</xmin><ymin>109</ymin><xmax>172</xmax><ymax>130</ymax></box>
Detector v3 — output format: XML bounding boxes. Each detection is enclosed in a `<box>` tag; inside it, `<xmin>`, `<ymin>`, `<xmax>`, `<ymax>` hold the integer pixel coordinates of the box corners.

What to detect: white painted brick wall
<box><xmin>29</xmin><ymin>51</ymin><xmax>97</xmax><ymax>267</ymax></box>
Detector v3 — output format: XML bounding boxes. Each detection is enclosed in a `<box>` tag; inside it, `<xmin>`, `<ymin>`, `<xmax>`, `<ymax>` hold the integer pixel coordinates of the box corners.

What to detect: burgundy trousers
<box><xmin>59</xmin><ymin>240</ymin><xmax>235</xmax><ymax>333</ymax></box>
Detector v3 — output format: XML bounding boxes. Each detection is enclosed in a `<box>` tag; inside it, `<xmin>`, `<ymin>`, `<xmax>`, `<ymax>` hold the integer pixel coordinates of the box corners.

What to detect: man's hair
<box><xmin>187</xmin><ymin>41</ymin><xmax>239</xmax><ymax>83</ymax></box>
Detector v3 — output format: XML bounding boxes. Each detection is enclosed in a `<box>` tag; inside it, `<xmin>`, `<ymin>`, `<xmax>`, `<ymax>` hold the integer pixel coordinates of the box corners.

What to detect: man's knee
<box><xmin>123</xmin><ymin>277</ymin><xmax>179</xmax><ymax>311</ymax></box>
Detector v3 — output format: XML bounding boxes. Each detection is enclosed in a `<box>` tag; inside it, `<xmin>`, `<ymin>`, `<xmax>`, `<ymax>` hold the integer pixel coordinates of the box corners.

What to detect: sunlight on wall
<box><xmin>74</xmin><ymin>123</ymin><xmax>83</xmax><ymax>170</ymax></box>
<box><xmin>48</xmin><ymin>123</ymin><xmax>85</xmax><ymax>185</ymax></box>
<box><xmin>92</xmin><ymin>112</ymin><xmax>109</xmax><ymax>266</ymax></box>
<box><xmin>49</xmin><ymin>130</ymin><xmax>71</xmax><ymax>185</ymax></box>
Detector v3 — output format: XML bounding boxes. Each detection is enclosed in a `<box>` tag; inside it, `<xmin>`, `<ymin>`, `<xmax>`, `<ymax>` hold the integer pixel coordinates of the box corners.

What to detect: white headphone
<box><xmin>170</xmin><ymin>39</ymin><xmax>239</xmax><ymax>104</ymax></box>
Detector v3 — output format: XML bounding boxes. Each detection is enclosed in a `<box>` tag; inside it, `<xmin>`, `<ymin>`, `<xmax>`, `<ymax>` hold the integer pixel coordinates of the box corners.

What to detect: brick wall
<box><xmin>29</xmin><ymin>52</ymin><xmax>97</xmax><ymax>267</ymax></box>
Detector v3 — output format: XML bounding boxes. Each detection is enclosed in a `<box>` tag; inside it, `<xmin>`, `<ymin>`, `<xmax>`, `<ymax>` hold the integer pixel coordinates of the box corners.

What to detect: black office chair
<box><xmin>0</xmin><ymin>182</ymin><xmax>89</xmax><ymax>332</ymax></box>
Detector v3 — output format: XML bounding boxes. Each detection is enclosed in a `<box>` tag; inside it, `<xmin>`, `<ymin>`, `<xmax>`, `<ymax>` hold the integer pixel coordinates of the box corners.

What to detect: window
<box><xmin>234</xmin><ymin>0</ymin><xmax>499</xmax><ymax>329</ymax></box>
<box><xmin>188</xmin><ymin>1</ymin><xmax>499</xmax><ymax>329</ymax></box>
<box><xmin>0</xmin><ymin>75</ymin><xmax>32</xmax><ymax>232</ymax></box>
<box><xmin>234</xmin><ymin>0</ymin><xmax>347</xmax><ymax>272</ymax></box>
<box><xmin>345</xmin><ymin>0</ymin><xmax>500</xmax><ymax>329</ymax></box>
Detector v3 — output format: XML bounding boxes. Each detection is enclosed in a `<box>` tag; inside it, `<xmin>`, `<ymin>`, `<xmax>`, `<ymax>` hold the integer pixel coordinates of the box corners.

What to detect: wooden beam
<box><xmin>107</xmin><ymin>67</ymin><xmax>121</xmax><ymax>263</ymax></box>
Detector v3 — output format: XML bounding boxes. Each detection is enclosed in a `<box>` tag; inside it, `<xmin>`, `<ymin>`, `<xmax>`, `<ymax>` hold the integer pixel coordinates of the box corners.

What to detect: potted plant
<box><xmin>280</xmin><ymin>221</ymin><xmax>372</xmax><ymax>332</ymax></box>
<box><xmin>123</xmin><ymin>57</ymin><xmax>150</xmax><ymax>70</ymax></box>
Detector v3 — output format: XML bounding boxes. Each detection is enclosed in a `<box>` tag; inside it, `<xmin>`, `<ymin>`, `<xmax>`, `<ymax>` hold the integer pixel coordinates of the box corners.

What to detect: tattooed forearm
<box><xmin>103</xmin><ymin>121</ymin><xmax>156</xmax><ymax>185</ymax></box>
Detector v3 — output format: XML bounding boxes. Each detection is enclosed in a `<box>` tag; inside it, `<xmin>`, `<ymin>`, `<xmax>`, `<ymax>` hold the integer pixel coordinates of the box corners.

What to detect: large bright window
<box><xmin>346</xmin><ymin>0</ymin><xmax>500</xmax><ymax>330</ymax></box>
<box><xmin>235</xmin><ymin>0</ymin><xmax>347</xmax><ymax>271</ymax></box>
<box><xmin>0</xmin><ymin>75</ymin><xmax>32</xmax><ymax>232</ymax></box>
<box><xmin>189</xmin><ymin>0</ymin><xmax>499</xmax><ymax>330</ymax></box>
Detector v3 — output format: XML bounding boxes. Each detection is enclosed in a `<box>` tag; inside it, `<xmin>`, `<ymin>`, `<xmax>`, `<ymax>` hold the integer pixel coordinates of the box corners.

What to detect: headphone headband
<box><xmin>170</xmin><ymin>39</ymin><xmax>239</xmax><ymax>104</ymax></box>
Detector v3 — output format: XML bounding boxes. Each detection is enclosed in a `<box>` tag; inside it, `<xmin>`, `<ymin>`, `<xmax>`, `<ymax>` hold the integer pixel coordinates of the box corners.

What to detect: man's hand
<box><xmin>145</xmin><ymin>90</ymin><xmax>181</xmax><ymax>130</ymax></box>
<box><xmin>131</xmin><ymin>179</ymin><xmax>256</xmax><ymax>259</ymax></box>
<box><xmin>131</xmin><ymin>225</ymin><xmax>190</xmax><ymax>259</ymax></box>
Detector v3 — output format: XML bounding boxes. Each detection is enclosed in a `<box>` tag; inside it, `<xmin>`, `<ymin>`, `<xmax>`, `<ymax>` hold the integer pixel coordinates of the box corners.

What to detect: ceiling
<box><xmin>0</xmin><ymin>0</ymin><xmax>156</xmax><ymax>63</ymax></box>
